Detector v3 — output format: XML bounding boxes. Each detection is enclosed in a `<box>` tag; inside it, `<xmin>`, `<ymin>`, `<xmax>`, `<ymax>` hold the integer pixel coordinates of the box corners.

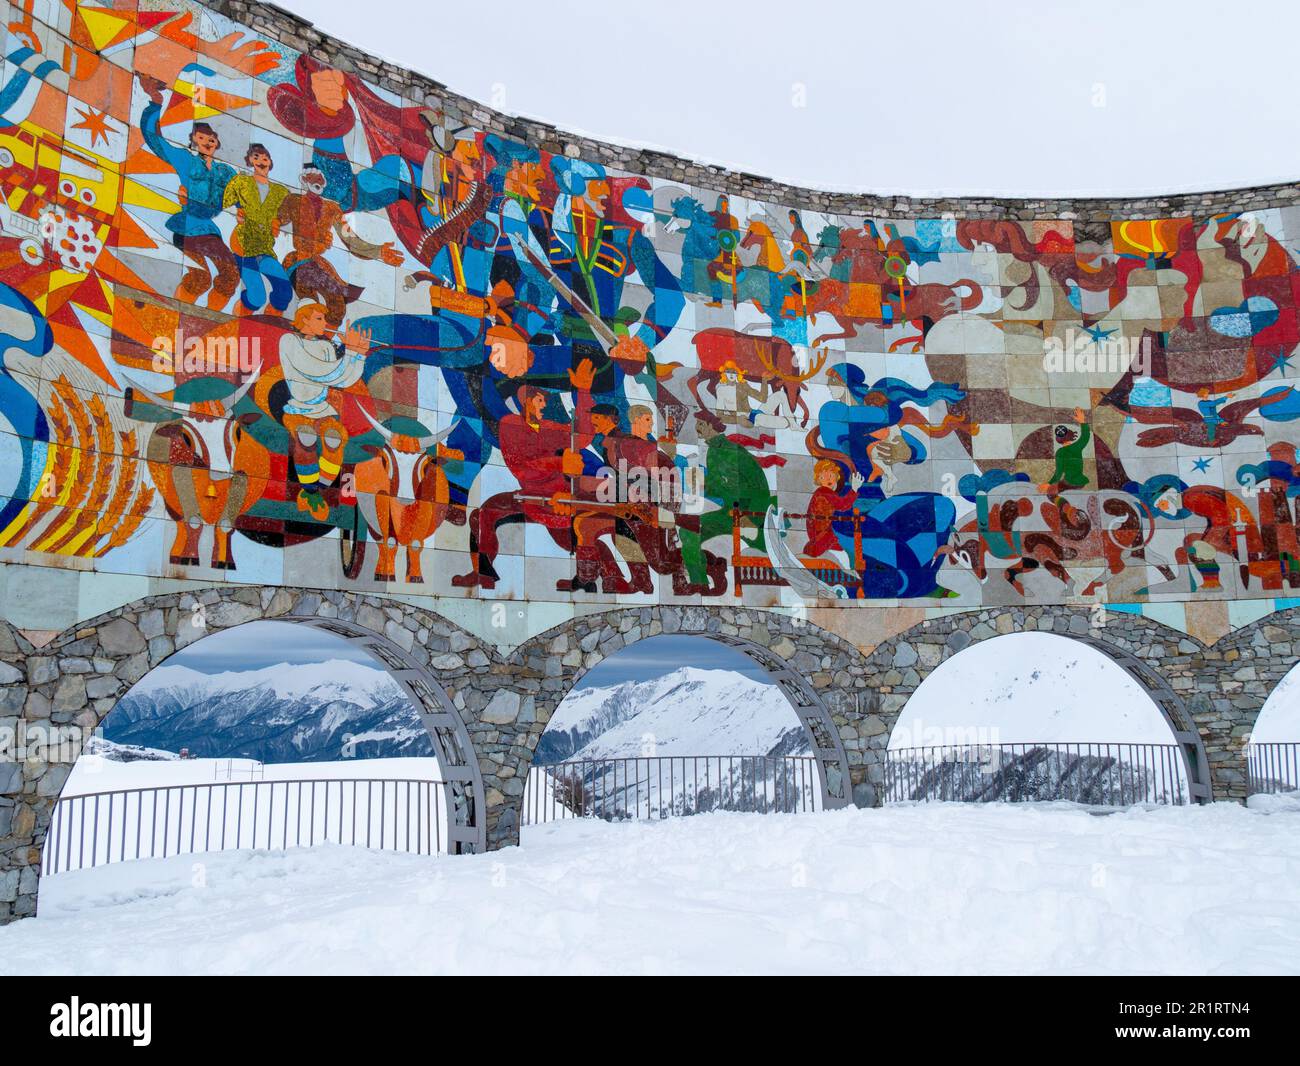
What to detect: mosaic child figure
<box><xmin>224</xmin><ymin>143</ymin><xmax>292</xmax><ymax>316</ymax></box>
<box><xmin>805</xmin><ymin>460</ymin><xmax>865</xmax><ymax>563</ymax></box>
<box><xmin>277</xmin><ymin>165</ymin><xmax>404</xmax><ymax>327</ymax></box>
<box><xmin>1038</xmin><ymin>407</ymin><xmax>1091</xmax><ymax>532</ymax></box>
<box><xmin>1197</xmin><ymin>387</ymin><xmax>1235</xmax><ymax>446</ymax></box>
<box><xmin>279</xmin><ymin>303</ymin><xmax>372</xmax><ymax>519</ymax></box>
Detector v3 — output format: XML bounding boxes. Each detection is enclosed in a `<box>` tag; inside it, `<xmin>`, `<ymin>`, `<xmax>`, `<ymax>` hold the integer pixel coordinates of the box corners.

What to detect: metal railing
<box><xmin>43</xmin><ymin>777</ymin><xmax>448</xmax><ymax>875</ymax></box>
<box><xmin>1247</xmin><ymin>742</ymin><xmax>1300</xmax><ymax>795</ymax></box>
<box><xmin>884</xmin><ymin>743</ymin><xmax>1189</xmax><ymax>807</ymax></box>
<box><xmin>522</xmin><ymin>755</ymin><xmax>820</xmax><ymax>825</ymax></box>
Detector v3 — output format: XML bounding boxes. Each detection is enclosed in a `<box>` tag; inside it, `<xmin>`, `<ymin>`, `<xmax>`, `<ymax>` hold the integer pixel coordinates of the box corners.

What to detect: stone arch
<box><xmin>502</xmin><ymin>604</ymin><xmax>866</xmax><ymax>831</ymax></box>
<box><xmin>284</xmin><ymin>615</ymin><xmax>486</xmax><ymax>852</ymax></box>
<box><xmin>1193</xmin><ymin>606</ymin><xmax>1300</xmax><ymax>794</ymax></box>
<box><xmin>0</xmin><ymin>586</ymin><xmax>503</xmax><ymax>923</ymax></box>
<box><xmin>1201</xmin><ymin>605</ymin><xmax>1300</xmax><ymax>700</ymax></box>
<box><xmin>1223</xmin><ymin>607</ymin><xmax>1300</xmax><ymax>728</ymax></box>
<box><xmin>858</xmin><ymin>606</ymin><xmax>1214</xmax><ymax>804</ymax></box>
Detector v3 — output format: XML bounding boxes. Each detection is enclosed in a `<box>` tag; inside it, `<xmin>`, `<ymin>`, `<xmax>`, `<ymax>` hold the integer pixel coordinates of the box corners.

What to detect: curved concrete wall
<box><xmin>3</xmin><ymin>0</ymin><xmax>1300</xmax><ymax>655</ymax></box>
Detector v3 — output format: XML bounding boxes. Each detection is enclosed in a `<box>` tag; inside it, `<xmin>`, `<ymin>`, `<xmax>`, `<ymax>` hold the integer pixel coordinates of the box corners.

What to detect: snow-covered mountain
<box><xmin>106</xmin><ymin>659</ymin><xmax>801</xmax><ymax>770</ymax></box>
<box><xmin>537</xmin><ymin>667</ymin><xmax>807</xmax><ymax>764</ymax></box>
<box><xmin>106</xmin><ymin>659</ymin><xmax>432</xmax><ymax>763</ymax></box>
<box><xmin>528</xmin><ymin>667</ymin><xmax>814</xmax><ymax>820</ymax></box>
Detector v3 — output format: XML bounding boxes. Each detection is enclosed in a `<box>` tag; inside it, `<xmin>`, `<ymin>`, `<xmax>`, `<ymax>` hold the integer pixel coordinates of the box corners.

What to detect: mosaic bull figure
<box><xmin>354</xmin><ymin>410</ymin><xmax>463</xmax><ymax>583</ymax></box>
<box><xmin>123</xmin><ymin>372</ymin><xmax>265</xmax><ymax>570</ymax></box>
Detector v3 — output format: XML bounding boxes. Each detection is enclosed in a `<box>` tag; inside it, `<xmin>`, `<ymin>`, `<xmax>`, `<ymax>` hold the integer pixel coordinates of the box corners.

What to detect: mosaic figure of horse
<box><xmin>806</xmin><ymin>225</ymin><xmax>981</xmax><ymax>349</ymax></box>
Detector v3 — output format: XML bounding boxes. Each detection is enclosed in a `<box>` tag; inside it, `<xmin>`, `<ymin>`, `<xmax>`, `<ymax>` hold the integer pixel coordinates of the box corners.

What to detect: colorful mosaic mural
<box><xmin>4</xmin><ymin>0</ymin><xmax>1300</xmax><ymax>626</ymax></box>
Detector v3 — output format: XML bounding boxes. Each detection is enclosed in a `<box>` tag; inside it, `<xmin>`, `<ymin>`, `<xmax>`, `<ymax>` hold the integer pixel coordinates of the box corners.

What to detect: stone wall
<box><xmin>0</xmin><ymin>587</ymin><xmax>506</xmax><ymax>920</ymax></box>
<box><xmin>850</xmin><ymin>605</ymin><xmax>1292</xmax><ymax>802</ymax></box>
<box><xmin>4</xmin><ymin>586</ymin><xmax>1293</xmax><ymax>923</ymax></box>
<box><xmin>0</xmin><ymin>589</ymin><xmax>866</xmax><ymax>921</ymax></box>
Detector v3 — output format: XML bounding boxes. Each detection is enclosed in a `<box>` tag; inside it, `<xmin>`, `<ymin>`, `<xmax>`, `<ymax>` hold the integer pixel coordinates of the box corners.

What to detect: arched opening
<box><xmin>1247</xmin><ymin>664</ymin><xmax>1300</xmax><ymax>796</ymax></box>
<box><xmin>35</xmin><ymin>611</ymin><xmax>488</xmax><ymax>908</ymax></box>
<box><xmin>884</xmin><ymin>631</ymin><xmax>1209</xmax><ymax>806</ymax></box>
<box><xmin>520</xmin><ymin>629</ymin><xmax>852</xmax><ymax>829</ymax></box>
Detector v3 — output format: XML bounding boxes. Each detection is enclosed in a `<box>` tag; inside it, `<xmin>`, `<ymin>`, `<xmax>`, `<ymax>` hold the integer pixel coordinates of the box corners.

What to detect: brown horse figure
<box><xmin>808</xmin><ymin>227</ymin><xmax>982</xmax><ymax>350</ymax></box>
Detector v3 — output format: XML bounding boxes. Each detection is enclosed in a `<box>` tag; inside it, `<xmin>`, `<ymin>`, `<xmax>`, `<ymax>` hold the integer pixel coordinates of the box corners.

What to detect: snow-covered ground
<box><xmin>49</xmin><ymin>750</ymin><xmax>449</xmax><ymax>873</ymax></box>
<box><xmin>66</xmin><ymin>747</ymin><xmax>442</xmax><ymax>794</ymax></box>
<box><xmin>7</xmin><ymin>800</ymin><xmax>1299</xmax><ymax>975</ymax></box>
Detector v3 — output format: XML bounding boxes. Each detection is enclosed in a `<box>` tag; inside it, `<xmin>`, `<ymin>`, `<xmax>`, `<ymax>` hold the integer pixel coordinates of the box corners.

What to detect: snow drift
<box><xmin>6</xmin><ymin>801</ymin><xmax>1299</xmax><ymax>975</ymax></box>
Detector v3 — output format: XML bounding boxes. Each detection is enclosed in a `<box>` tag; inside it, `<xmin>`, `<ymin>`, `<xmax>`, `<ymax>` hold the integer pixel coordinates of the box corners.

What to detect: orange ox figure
<box><xmin>123</xmin><ymin>372</ymin><xmax>268</xmax><ymax>570</ymax></box>
<box><xmin>354</xmin><ymin>411</ymin><xmax>464</xmax><ymax>583</ymax></box>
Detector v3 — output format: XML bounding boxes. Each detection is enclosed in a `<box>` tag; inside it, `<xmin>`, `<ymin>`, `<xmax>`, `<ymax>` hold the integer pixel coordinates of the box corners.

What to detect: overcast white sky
<box><xmin>168</xmin><ymin>621</ymin><xmax>374</xmax><ymax>671</ymax></box>
<box><xmin>282</xmin><ymin>0</ymin><xmax>1298</xmax><ymax>197</ymax></box>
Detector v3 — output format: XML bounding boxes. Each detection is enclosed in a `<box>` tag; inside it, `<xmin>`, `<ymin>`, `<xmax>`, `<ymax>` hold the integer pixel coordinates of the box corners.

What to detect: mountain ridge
<box><xmin>106</xmin><ymin>658</ymin><xmax>427</xmax><ymax>763</ymax></box>
<box><xmin>106</xmin><ymin>662</ymin><xmax>805</xmax><ymax>767</ymax></box>
<box><xmin>537</xmin><ymin>666</ymin><xmax>807</xmax><ymax>764</ymax></box>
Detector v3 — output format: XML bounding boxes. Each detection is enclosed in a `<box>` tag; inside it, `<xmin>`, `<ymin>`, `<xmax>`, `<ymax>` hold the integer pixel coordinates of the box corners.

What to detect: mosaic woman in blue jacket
<box><xmin>815</xmin><ymin>364</ymin><xmax>965</xmax><ymax>598</ymax></box>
